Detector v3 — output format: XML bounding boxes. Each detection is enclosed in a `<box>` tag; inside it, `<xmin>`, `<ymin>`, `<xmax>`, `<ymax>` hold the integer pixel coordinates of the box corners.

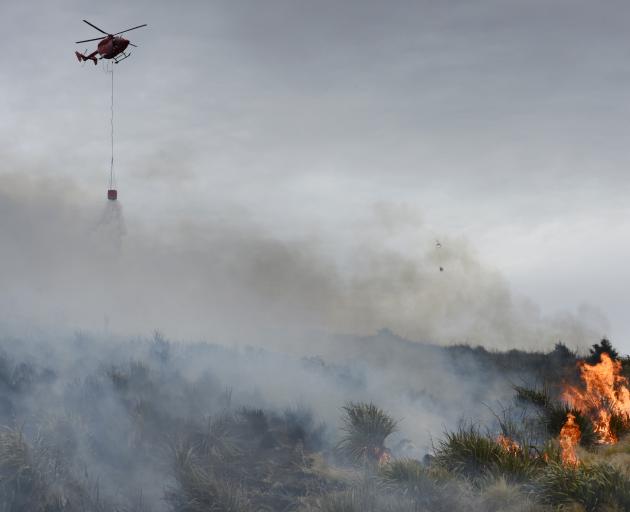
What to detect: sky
<box><xmin>1</xmin><ymin>0</ymin><xmax>629</xmax><ymax>351</ymax></box>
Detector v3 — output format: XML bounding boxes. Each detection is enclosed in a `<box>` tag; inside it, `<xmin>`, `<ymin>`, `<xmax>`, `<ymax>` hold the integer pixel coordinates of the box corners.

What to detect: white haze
<box><xmin>0</xmin><ymin>171</ymin><xmax>607</xmax><ymax>351</ymax></box>
<box><xmin>0</xmin><ymin>329</ymin><xmax>533</xmax><ymax>509</ymax></box>
<box><xmin>0</xmin><ymin>162</ymin><xmax>612</xmax><ymax>511</ymax></box>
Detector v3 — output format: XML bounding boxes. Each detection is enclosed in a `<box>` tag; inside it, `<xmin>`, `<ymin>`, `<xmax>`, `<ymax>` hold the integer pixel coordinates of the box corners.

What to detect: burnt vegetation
<box><xmin>1</xmin><ymin>334</ymin><xmax>630</xmax><ymax>511</ymax></box>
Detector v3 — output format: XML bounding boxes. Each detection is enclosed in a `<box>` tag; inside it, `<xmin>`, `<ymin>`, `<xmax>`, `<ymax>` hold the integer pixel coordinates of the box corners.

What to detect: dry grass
<box><xmin>533</xmin><ymin>461</ymin><xmax>630</xmax><ymax>512</ymax></box>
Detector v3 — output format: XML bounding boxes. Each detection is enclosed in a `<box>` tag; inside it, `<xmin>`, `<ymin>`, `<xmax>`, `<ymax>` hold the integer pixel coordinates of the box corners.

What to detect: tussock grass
<box><xmin>380</xmin><ymin>458</ymin><xmax>469</xmax><ymax>511</ymax></box>
<box><xmin>534</xmin><ymin>461</ymin><xmax>630</xmax><ymax>511</ymax></box>
<box><xmin>0</xmin><ymin>426</ymin><xmax>110</xmax><ymax>512</ymax></box>
<box><xmin>0</xmin><ymin>427</ymin><xmax>41</xmax><ymax>508</ymax></box>
<box><xmin>380</xmin><ymin>458</ymin><xmax>428</xmax><ymax>488</ymax></box>
<box><xmin>167</xmin><ymin>442</ymin><xmax>251</xmax><ymax>512</ymax></box>
<box><xmin>476</xmin><ymin>477</ymin><xmax>540</xmax><ymax>512</ymax></box>
<box><xmin>337</xmin><ymin>402</ymin><xmax>397</xmax><ymax>465</ymax></box>
<box><xmin>514</xmin><ymin>386</ymin><xmax>552</xmax><ymax>409</ymax></box>
<box><xmin>600</xmin><ymin>435</ymin><xmax>630</xmax><ymax>458</ymax></box>
<box><xmin>515</xmin><ymin>386</ymin><xmax>597</xmax><ymax>446</ymax></box>
<box><xmin>433</xmin><ymin>425</ymin><xmax>542</xmax><ymax>483</ymax></box>
<box><xmin>197</xmin><ymin>415</ymin><xmax>242</xmax><ymax>463</ymax></box>
<box><xmin>300</xmin><ymin>480</ymin><xmax>418</xmax><ymax>512</ymax></box>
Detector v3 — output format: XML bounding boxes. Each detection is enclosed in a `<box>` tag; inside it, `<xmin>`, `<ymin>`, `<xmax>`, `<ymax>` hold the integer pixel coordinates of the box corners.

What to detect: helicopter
<box><xmin>75</xmin><ymin>20</ymin><xmax>147</xmax><ymax>65</ymax></box>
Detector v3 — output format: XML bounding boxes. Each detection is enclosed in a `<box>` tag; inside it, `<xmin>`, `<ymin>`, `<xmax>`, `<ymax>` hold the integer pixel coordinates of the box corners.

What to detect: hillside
<box><xmin>1</xmin><ymin>332</ymin><xmax>629</xmax><ymax>511</ymax></box>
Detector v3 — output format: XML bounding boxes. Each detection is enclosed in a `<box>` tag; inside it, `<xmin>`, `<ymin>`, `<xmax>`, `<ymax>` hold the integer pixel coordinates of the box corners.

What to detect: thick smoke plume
<box><xmin>0</xmin><ymin>173</ymin><xmax>606</xmax><ymax>350</ymax></box>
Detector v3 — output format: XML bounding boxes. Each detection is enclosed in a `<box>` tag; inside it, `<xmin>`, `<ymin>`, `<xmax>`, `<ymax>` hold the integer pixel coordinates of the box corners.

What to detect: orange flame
<box><xmin>497</xmin><ymin>433</ymin><xmax>520</xmax><ymax>454</ymax></box>
<box><xmin>562</xmin><ymin>353</ymin><xmax>630</xmax><ymax>444</ymax></box>
<box><xmin>559</xmin><ymin>412</ymin><xmax>581</xmax><ymax>466</ymax></box>
<box><xmin>378</xmin><ymin>449</ymin><xmax>392</xmax><ymax>466</ymax></box>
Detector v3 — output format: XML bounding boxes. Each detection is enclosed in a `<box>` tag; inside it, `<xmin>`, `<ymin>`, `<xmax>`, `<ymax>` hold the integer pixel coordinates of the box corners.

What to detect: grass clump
<box><xmin>433</xmin><ymin>425</ymin><xmax>503</xmax><ymax>478</ymax></box>
<box><xmin>477</xmin><ymin>477</ymin><xmax>539</xmax><ymax>512</ymax></box>
<box><xmin>167</xmin><ymin>442</ymin><xmax>251</xmax><ymax>512</ymax></box>
<box><xmin>0</xmin><ymin>427</ymin><xmax>44</xmax><ymax>510</ymax></box>
<box><xmin>380</xmin><ymin>458</ymin><xmax>468</xmax><ymax>511</ymax></box>
<box><xmin>0</xmin><ymin>425</ymin><xmax>109</xmax><ymax>512</ymax></box>
<box><xmin>380</xmin><ymin>458</ymin><xmax>428</xmax><ymax>489</ymax></box>
<box><xmin>515</xmin><ymin>385</ymin><xmax>597</xmax><ymax>446</ymax></box>
<box><xmin>301</xmin><ymin>480</ymin><xmax>418</xmax><ymax>512</ymax></box>
<box><xmin>534</xmin><ymin>461</ymin><xmax>630</xmax><ymax>511</ymax></box>
<box><xmin>433</xmin><ymin>425</ymin><xmax>540</xmax><ymax>483</ymax></box>
<box><xmin>337</xmin><ymin>402</ymin><xmax>397</xmax><ymax>465</ymax></box>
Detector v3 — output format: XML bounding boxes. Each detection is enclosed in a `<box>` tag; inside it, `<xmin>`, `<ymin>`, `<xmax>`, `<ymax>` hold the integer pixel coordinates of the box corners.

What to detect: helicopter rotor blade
<box><xmin>114</xmin><ymin>24</ymin><xmax>147</xmax><ymax>35</ymax></box>
<box><xmin>75</xmin><ymin>36</ymin><xmax>107</xmax><ymax>43</ymax></box>
<box><xmin>82</xmin><ymin>19</ymin><xmax>110</xmax><ymax>35</ymax></box>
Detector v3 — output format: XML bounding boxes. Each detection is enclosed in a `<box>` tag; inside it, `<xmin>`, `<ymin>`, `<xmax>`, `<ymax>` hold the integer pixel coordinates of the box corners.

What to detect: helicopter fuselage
<box><xmin>97</xmin><ymin>36</ymin><xmax>130</xmax><ymax>59</ymax></box>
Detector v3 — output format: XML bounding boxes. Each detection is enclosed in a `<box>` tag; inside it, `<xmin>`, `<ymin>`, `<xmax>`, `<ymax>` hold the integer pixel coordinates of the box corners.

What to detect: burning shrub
<box><xmin>496</xmin><ymin>434</ymin><xmax>521</xmax><ymax>455</ymax></box>
<box><xmin>337</xmin><ymin>402</ymin><xmax>397</xmax><ymax>465</ymax></box>
<box><xmin>434</xmin><ymin>426</ymin><xmax>503</xmax><ymax>478</ymax></box>
<box><xmin>559</xmin><ymin>412</ymin><xmax>581</xmax><ymax>466</ymax></box>
<box><xmin>515</xmin><ymin>385</ymin><xmax>597</xmax><ymax>446</ymax></box>
<box><xmin>433</xmin><ymin>426</ymin><xmax>541</xmax><ymax>483</ymax></box>
<box><xmin>546</xmin><ymin>405</ymin><xmax>597</xmax><ymax>448</ymax></box>
<box><xmin>562</xmin><ymin>353</ymin><xmax>630</xmax><ymax>444</ymax></box>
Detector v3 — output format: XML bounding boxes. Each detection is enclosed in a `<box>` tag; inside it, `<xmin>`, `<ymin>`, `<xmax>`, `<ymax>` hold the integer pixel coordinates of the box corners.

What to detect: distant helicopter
<box><xmin>75</xmin><ymin>20</ymin><xmax>147</xmax><ymax>65</ymax></box>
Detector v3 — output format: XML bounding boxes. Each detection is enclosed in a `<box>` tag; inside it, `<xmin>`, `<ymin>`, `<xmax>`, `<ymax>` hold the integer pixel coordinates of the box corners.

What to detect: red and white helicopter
<box><xmin>75</xmin><ymin>19</ymin><xmax>147</xmax><ymax>65</ymax></box>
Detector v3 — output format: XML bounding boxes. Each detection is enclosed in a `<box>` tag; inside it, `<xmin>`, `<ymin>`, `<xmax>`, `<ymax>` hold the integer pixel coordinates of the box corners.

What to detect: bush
<box><xmin>433</xmin><ymin>425</ymin><xmax>541</xmax><ymax>483</ymax></box>
<box><xmin>0</xmin><ymin>426</ymin><xmax>109</xmax><ymax>512</ymax></box>
<box><xmin>515</xmin><ymin>386</ymin><xmax>597</xmax><ymax>446</ymax></box>
<box><xmin>477</xmin><ymin>477</ymin><xmax>539</xmax><ymax>512</ymax></box>
<box><xmin>302</xmin><ymin>482</ymin><xmax>418</xmax><ymax>512</ymax></box>
<box><xmin>380</xmin><ymin>458</ymin><xmax>467</xmax><ymax>510</ymax></box>
<box><xmin>534</xmin><ymin>461</ymin><xmax>630</xmax><ymax>511</ymax></box>
<box><xmin>586</xmin><ymin>338</ymin><xmax>619</xmax><ymax>365</ymax></box>
<box><xmin>166</xmin><ymin>443</ymin><xmax>251</xmax><ymax>512</ymax></box>
<box><xmin>0</xmin><ymin>427</ymin><xmax>42</xmax><ymax>510</ymax></box>
<box><xmin>337</xmin><ymin>402</ymin><xmax>397</xmax><ymax>465</ymax></box>
<box><xmin>380</xmin><ymin>458</ymin><xmax>428</xmax><ymax>488</ymax></box>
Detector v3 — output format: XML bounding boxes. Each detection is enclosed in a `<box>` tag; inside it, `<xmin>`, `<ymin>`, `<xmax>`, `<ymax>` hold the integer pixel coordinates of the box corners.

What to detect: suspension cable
<box><xmin>110</xmin><ymin>64</ymin><xmax>115</xmax><ymax>189</ymax></box>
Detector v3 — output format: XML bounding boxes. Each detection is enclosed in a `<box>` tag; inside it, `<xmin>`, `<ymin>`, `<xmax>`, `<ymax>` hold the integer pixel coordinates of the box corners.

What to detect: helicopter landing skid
<box><xmin>114</xmin><ymin>52</ymin><xmax>131</xmax><ymax>64</ymax></box>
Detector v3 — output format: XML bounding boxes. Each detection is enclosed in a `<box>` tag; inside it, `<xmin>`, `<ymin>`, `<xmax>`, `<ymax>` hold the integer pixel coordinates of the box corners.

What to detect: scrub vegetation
<box><xmin>1</xmin><ymin>333</ymin><xmax>629</xmax><ymax>512</ymax></box>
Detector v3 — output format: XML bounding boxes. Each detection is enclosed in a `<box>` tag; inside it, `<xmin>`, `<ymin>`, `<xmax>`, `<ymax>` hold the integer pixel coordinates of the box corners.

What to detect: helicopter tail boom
<box><xmin>75</xmin><ymin>51</ymin><xmax>98</xmax><ymax>65</ymax></box>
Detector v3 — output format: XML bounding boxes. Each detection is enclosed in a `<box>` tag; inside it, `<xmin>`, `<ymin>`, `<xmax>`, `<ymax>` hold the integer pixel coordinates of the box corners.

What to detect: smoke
<box><xmin>0</xmin><ymin>172</ymin><xmax>606</xmax><ymax>350</ymax></box>
<box><xmin>0</xmin><ymin>329</ymin><xmax>540</xmax><ymax>511</ymax></box>
<box><xmin>0</xmin><ymin>171</ymin><xmax>614</xmax><ymax>511</ymax></box>
<box><xmin>0</xmin><ymin>175</ymin><xmax>605</xmax><ymax>348</ymax></box>
<box><xmin>0</xmin><ymin>170</ymin><xmax>606</xmax><ymax>447</ymax></box>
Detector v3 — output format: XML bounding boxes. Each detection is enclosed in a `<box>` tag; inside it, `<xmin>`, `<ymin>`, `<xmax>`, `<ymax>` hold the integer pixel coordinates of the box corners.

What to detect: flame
<box><xmin>594</xmin><ymin>409</ymin><xmax>617</xmax><ymax>444</ymax></box>
<box><xmin>497</xmin><ymin>433</ymin><xmax>520</xmax><ymax>454</ymax></box>
<box><xmin>559</xmin><ymin>412</ymin><xmax>581</xmax><ymax>466</ymax></box>
<box><xmin>378</xmin><ymin>449</ymin><xmax>392</xmax><ymax>466</ymax></box>
<box><xmin>562</xmin><ymin>353</ymin><xmax>630</xmax><ymax>444</ymax></box>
